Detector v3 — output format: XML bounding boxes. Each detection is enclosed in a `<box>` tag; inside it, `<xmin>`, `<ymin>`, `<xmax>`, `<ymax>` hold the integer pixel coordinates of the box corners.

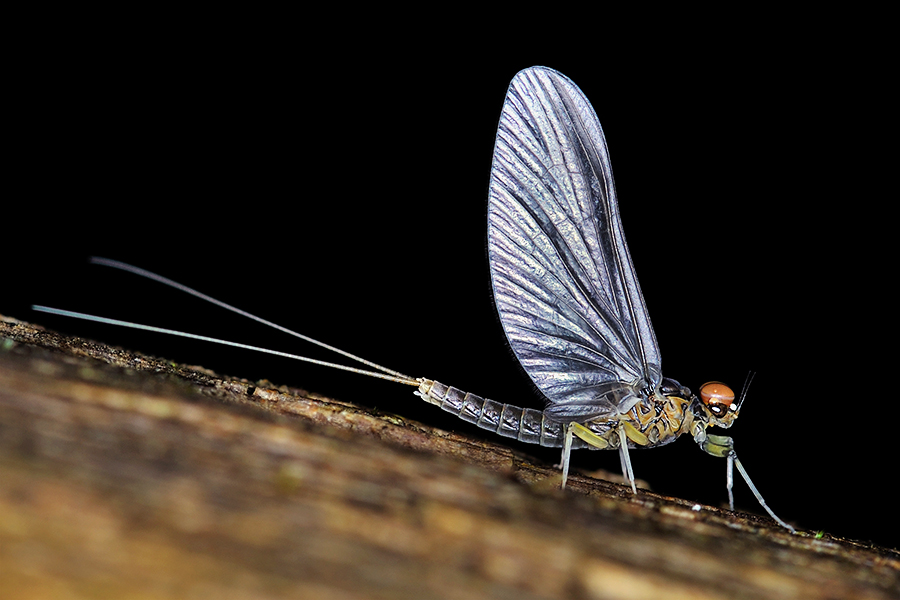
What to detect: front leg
<box><xmin>693</xmin><ymin>425</ymin><xmax>735</xmax><ymax>458</ymax></box>
<box><xmin>692</xmin><ymin>425</ymin><xmax>795</xmax><ymax>532</ymax></box>
<box><xmin>693</xmin><ymin>426</ymin><xmax>741</xmax><ymax>510</ymax></box>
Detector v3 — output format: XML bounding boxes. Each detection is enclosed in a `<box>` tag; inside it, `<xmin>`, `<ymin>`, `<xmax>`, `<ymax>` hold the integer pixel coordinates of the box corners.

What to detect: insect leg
<box><xmin>693</xmin><ymin>428</ymin><xmax>795</xmax><ymax>532</ymax></box>
<box><xmin>615</xmin><ymin>425</ymin><xmax>638</xmax><ymax>494</ymax></box>
<box><xmin>565</xmin><ymin>422</ymin><xmax>642</xmax><ymax>494</ymax></box>
<box><xmin>727</xmin><ymin>453</ymin><xmax>735</xmax><ymax>510</ymax></box>
<box><xmin>560</xmin><ymin>423</ymin><xmax>575</xmax><ymax>488</ymax></box>
<box><xmin>731</xmin><ymin>453</ymin><xmax>796</xmax><ymax>532</ymax></box>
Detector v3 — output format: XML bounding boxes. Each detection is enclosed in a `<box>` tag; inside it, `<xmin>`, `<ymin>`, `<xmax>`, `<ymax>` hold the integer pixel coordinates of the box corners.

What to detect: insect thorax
<box><xmin>579</xmin><ymin>389</ymin><xmax>695</xmax><ymax>449</ymax></box>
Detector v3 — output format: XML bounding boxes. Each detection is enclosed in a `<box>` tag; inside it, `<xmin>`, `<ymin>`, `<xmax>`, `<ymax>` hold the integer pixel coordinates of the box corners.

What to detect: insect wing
<box><xmin>487</xmin><ymin>66</ymin><xmax>661</xmax><ymax>420</ymax></box>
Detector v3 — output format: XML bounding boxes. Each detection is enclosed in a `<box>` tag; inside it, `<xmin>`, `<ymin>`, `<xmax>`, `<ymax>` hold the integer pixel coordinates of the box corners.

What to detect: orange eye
<box><xmin>699</xmin><ymin>381</ymin><xmax>736</xmax><ymax>417</ymax></box>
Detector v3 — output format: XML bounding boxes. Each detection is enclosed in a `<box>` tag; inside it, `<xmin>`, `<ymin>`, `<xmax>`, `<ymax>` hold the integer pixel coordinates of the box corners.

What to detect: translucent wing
<box><xmin>488</xmin><ymin>66</ymin><xmax>661</xmax><ymax>421</ymax></box>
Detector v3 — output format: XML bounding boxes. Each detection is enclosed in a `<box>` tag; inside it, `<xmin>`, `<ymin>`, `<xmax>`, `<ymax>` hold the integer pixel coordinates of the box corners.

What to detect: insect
<box><xmin>34</xmin><ymin>66</ymin><xmax>795</xmax><ymax>532</ymax></box>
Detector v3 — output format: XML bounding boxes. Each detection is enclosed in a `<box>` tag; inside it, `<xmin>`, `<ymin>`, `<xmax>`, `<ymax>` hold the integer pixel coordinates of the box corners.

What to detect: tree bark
<box><xmin>1</xmin><ymin>316</ymin><xmax>897</xmax><ymax>600</ymax></box>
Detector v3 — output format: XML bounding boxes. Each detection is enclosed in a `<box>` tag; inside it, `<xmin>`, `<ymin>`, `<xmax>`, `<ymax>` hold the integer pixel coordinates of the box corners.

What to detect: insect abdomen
<box><xmin>416</xmin><ymin>379</ymin><xmax>569</xmax><ymax>447</ymax></box>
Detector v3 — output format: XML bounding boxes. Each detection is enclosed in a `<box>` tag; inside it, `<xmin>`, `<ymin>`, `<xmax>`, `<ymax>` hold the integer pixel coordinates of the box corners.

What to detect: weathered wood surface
<box><xmin>1</xmin><ymin>316</ymin><xmax>897</xmax><ymax>600</ymax></box>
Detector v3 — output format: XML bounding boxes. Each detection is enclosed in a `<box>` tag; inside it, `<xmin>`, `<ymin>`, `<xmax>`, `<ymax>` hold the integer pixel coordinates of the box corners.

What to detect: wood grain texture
<box><xmin>1</xmin><ymin>316</ymin><xmax>897</xmax><ymax>600</ymax></box>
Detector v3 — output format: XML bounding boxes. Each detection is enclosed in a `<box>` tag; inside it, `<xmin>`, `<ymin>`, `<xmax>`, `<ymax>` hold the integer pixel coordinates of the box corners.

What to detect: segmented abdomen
<box><xmin>417</xmin><ymin>379</ymin><xmax>597</xmax><ymax>449</ymax></box>
<box><xmin>416</xmin><ymin>378</ymin><xmax>691</xmax><ymax>451</ymax></box>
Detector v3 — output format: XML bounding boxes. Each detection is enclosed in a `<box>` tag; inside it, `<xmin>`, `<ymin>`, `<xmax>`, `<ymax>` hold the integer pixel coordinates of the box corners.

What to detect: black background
<box><xmin>7</xmin><ymin>31</ymin><xmax>894</xmax><ymax>549</ymax></box>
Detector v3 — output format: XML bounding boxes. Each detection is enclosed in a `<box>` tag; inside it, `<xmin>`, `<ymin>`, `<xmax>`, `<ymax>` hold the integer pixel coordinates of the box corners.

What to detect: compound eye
<box><xmin>699</xmin><ymin>381</ymin><xmax>736</xmax><ymax>417</ymax></box>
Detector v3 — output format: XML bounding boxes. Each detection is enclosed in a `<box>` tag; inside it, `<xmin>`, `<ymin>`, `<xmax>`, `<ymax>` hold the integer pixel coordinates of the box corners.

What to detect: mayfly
<box><xmin>34</xmin><ymin>66</ymin><xmax>794</xmax><ymax>532</ymax></box>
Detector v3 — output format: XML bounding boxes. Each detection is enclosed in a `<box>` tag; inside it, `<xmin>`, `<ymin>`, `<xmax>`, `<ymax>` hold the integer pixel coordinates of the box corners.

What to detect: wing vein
<box><xmin>487</xmin><ymin>66</ymin><xmax>662</xmax><ymax>411</ymax></box>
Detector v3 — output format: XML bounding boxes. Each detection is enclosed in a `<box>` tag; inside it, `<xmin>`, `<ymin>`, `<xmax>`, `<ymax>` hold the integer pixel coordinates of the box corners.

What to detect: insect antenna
<box><xmin>32</xmin><ymin>258</ymin><xmax>419</xmax><ymax>387</ymax></box>
<box><xmin>735</xmin><ymin>371</ymin><xmax>755</xmax><ymax>411</ymax></box>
